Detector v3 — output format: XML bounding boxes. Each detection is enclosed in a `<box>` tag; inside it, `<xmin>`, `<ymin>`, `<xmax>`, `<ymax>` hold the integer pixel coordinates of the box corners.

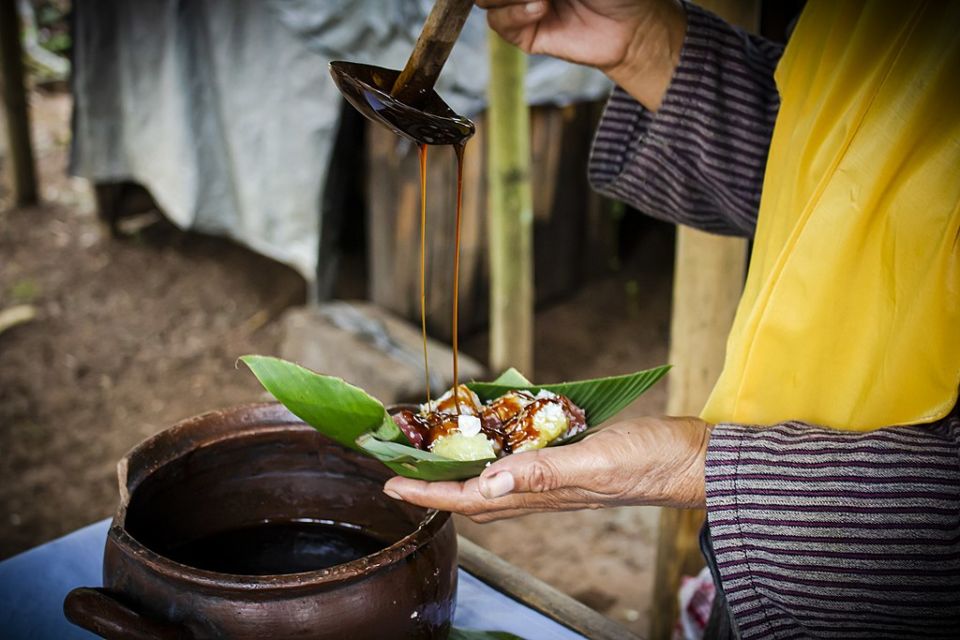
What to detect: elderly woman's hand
<box><xmin>477</xmin><ymin>0</ymin><xmax>687</xmax><ymax>110</ymax></box>
<box><xmin>383</xmin><ymin>416</ymin><xmax>712</xmax><ymax>522</ymax></box>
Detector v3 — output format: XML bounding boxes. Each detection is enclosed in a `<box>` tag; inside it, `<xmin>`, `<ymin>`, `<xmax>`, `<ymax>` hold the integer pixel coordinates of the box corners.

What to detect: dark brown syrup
<box><xmin>418</xmin><ymin>143</ymin><xmax>432</xmax><ymax>404</ymax></box>
<box><xmin>330</xmin><ymin>60</ymin><xmax>476</xmax><ymax>414</ymax></box>
<box><xmin>329</xmin><ymin>61</ymin><xmax>474</xmax><ymax>146</ymax></box>
<box><xmin>451</xmin><ymin>143</ymin><xmax>466</xmax><ymax>414</ymax></box>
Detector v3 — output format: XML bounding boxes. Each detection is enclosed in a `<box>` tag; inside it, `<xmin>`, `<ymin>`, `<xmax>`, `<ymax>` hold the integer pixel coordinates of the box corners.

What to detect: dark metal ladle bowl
<box><xmin>330</xmin><ymin>61</ymin><xmax>475</xmax><ymax>146</ymax></box>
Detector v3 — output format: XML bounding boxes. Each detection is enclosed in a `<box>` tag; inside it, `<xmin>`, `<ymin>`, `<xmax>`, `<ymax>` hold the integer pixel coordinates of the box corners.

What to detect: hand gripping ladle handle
<box><xmin>391</xmin><ymin>0</ymin><xmax>475</xmax><ymax>105</ymax></box>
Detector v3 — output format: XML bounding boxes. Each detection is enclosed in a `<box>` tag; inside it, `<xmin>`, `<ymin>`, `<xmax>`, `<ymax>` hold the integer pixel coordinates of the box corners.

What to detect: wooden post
<box><xmin>650</xmin><ymin>231</ymin><xmax>747</xmax><ymax>639</ymax></box>
<box><xmin>486</xmin><ymin>31</ymin><xmax>533</xmax><ymax>375</ymax></box>
<box><xmin>0</xmin><ymin>0</ymin><xmax>37</xmax><ymax>206</ymax></box>
<box><xmin>650</xmin><ymin>2</ymin><xmax>759</xmax><ymax>637</ymax></box>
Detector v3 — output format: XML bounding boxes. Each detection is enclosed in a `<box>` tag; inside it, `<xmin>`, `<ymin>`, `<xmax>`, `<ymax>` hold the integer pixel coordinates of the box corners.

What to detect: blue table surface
<box><xmin>0</xmin><ymin>519</ymin><xmax>583</xmax><ymax>640</ymax></box>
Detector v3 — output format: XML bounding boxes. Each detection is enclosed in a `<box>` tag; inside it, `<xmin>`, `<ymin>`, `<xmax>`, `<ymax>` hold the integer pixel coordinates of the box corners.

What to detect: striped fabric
<box><xmin>706</xmin><ymin>417</ymin><xmax>960</xmax><ymax>639</ymax></box>
<box><xmin>588</xmin><ymin>2</ymin><xmax>783</xmax><ymax>237</ymax></box>
<box><xmin>588</xmin><ymin>2</ymin><xmax>960</xmax><ymax>637</ymax></box>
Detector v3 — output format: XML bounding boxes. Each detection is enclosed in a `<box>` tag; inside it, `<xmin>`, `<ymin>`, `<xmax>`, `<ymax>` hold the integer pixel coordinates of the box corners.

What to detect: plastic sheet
<box><xmin>70</xmin><ymin>0</ymin><xmax>610</xmax><ymax>282</ymax></box>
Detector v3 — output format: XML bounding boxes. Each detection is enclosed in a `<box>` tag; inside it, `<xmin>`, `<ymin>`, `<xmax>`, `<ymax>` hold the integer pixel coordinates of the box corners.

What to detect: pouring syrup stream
<box><xmin>416</xmin><ymin>142</ymin><xmax>467</xmax><ymax>414</ymax></box>
<box><xmin>452</xmin><ymin>143</ymin><xmax>465</xmax><ymax>415</ymax></box>
<box><xmin>418</xmin><ymin>144</ymin><xmax>431</xmax><ymax>405</ymax></box>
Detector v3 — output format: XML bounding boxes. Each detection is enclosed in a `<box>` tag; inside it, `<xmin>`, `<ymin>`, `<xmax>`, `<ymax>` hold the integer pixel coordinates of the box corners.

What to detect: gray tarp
<box><xmin>70</xmin><ymin>1</ymin><xmax>610</xmax><ymax>281</ymax></box>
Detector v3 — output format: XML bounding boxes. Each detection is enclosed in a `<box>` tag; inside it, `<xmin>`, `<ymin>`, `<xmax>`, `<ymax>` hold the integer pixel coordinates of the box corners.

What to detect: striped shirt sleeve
<box><xmin>588</xmin><ymin>2</ymin><xmax>783</xmax><ymax>237</ymax></box>
<box><xmin>588</xmin><ymin>2</ymin><xmax>960</xmax><ymax>636</ymax></box>
<box><xmin>706</xmin><ymin>414</ymin><xmax>960</xmax><ymax>639</ymax></box>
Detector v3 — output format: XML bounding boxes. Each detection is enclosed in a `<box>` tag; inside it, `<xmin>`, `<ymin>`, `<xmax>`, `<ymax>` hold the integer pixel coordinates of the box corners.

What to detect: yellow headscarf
<box><xmin>702</xmin><ymin>0</ymin><xmax>960</xmax><ymax>431</ymax></box>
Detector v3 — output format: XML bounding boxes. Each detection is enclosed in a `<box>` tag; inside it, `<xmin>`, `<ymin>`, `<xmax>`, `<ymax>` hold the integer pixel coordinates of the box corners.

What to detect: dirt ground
<box><xmin>1</xmin><ymin>91</ymin><xmax>674</xmax><ymax>635</ymax></box>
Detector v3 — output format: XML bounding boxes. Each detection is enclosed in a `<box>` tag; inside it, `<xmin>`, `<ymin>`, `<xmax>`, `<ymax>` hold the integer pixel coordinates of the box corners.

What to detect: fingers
<box><xmin>383</xmin><ymin>475</ymin><xmax>546</xmax><ymax>514</ymax></box>
<box><xmin>383</xmin><ymin>475</ymin><xmax>519</xmax><ymax>517</ymax></box>
<box><xmin>477</xmin><ymin>444</ymin><xmax>597</xmax><ymax>498</ymax></box>
<box><xmin>486</xmin><ymin>1</ymin><xmax>547</xmax><ymax>30</ymax></box>
<box><xmin>383</xmin><ymin>476</ymin><xmax>484</xmax><ymax>512</ymax></box>
<box><xmin>384</xmin><ymin>474</ymin><xmax>603</xmax><ymax>522</ymax></box>
<box><xmin>485</xmin><ymin>2</ymin><xmax>547</xmax><ymax>47</ymax></box>
<box><xmin>476</xmin><ymin>0</ymin><xmax>545</xmax><ymax>9</ymax></box>
<box><xmin>383</xmin><ymin>440</ymin><xmax>614</xmax><ymax>518</ymax></box>
<box><xmin>463</xmin><ymin>491</ymin><xmax>607</xmax><ymax>523</ymax></box>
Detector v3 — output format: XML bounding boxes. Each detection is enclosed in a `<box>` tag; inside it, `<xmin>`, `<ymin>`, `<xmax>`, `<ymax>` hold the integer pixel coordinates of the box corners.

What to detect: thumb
<box><xmin>477</xmin><ymin>445</ymin><xmax>591</xmax><ymax>499</ymax></box>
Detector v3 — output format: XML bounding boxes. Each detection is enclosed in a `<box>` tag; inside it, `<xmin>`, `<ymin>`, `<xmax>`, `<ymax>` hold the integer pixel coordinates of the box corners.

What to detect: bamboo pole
<box><xmin>0</xmin><ymin>0</ymin><xmax>37</xmax><ymax>206</ymax></box>
<box><xmin>486</xmin><ymin>31</ymin><xmax>533</xmax><ymax>375</ymax></box>
<box><xmin>649</xmin><ymin>3</ymin><xmax>759</xmax><ymax>637</ymax></box>
<box><xmin>650</xmin><ymin>231</ymin><xmax>747</xmax><ymax>639</ymax></box>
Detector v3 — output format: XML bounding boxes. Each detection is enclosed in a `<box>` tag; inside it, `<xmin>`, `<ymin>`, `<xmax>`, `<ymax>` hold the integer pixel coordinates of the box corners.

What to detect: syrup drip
<box><xmin>417</xmin><ymin>143</ymin><xmax>431</xmax><ymax>404</ymax></box>
<box><xmin>451</xmin><ymin>143</ymin><xmax>466</xmax><ymax>415</ymax></box>
<box><xmin>416</xmin><ymin>141</ymin><xmax>468</xmax><ymax>413</ymax></box>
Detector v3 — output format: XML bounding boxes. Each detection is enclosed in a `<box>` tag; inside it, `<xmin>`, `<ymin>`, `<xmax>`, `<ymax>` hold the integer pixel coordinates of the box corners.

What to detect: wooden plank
<box><xmin>0</xmin><ymin>0</ymin><xmax>37</xmax><ymax>205</ymax></box>
<box><xmin>581</xmin><ymin>103</ymin><xmax>620</xmax><ymax>279</ymax></box>
<box><xmin>366</xmin><ymin>103</ymin><xmax>605</xmax><ymax>340</ymax></box>
<box><xmin>651</xmin><ymin>226</ymin><xmax>747</xmax><ymax>640</ymax></box>
<box><xmin>366</xmin><ymin>124</ymin><xmax>489</xmax><ymax>341</ymax></box>
<box><xmin>531</xmin><ymin>104</ymin><xmax>610</xmax><ymax>301</ymax></box>
<box><xmin>649</xmin><ymin>3</ymin><xmax>758</xmax><ymax>636</ymax></box>
<box><xmin>486</xmin><ymin>31</ymin><xmax>533</xmax><ymax>375</ymax></box>
<box><xmin>458</xmin><ymin>535</ymin><xmax>642</xmax><ymax>640</ymax></box>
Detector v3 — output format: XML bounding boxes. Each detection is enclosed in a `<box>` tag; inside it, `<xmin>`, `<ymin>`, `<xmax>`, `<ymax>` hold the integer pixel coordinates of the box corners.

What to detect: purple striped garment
<box><xmin>589</xmin><ymin>3</ymin><xmax>782</xmax><ymax>238</ymax></box>
<box><xmin>588</xmin><ymin>3</ymin><xmax>960</xmax><ymax>638</ymax></box>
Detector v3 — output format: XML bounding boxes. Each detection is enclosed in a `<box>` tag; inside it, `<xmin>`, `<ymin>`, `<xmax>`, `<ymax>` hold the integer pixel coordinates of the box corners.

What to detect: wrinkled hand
<box><xmin>383</xmin><ymin>416</ymin><xmax>712</xmax><ymax>523</ymax></box>
<box><xmin>477</xmin><ymin>0</ymin><xmax>686</xmax><ymax>110</ymax></box>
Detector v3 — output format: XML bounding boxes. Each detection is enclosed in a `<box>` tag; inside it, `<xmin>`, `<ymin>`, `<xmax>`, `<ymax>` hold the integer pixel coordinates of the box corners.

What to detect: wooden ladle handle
<box><xmin>64</xmin><ymin>587</ymin><xmax>190</xmax><ymax>640</ymax></box>
<box><xmin>391</xmin><ymin>0</ymin><xmax>475</xmax><ymax>105</ymax></box>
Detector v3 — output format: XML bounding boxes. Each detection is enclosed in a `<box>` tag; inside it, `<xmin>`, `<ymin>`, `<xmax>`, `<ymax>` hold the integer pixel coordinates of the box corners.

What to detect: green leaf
<box><xmin>241</xmin><ymin>355</ymin><xmax>670</xmax><ymax>481</ymax></box>
<box><xmin>467</xmin><ymin>365</ymin><xmax>671</xmax><ymax>430</ymax></box>
<box><xmin>448</xmin><ymin>629</ymin><xmax>525</xmax><ymax>640</ymax></box>
<box><xmin>239</xmin><ymin>355</ymin><xmax>400</xmax><ymax>450</ymax></box>
<box><xmin>357</xmin><ymin>434</ymin><xmax>492</xmax><ymax>481</ymax></box>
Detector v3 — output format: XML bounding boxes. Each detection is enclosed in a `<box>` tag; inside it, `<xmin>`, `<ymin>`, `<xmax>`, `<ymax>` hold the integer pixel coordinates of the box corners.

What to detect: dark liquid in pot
<box><xmin>163</xmin><ymin>520</ymin><xmax>387</xmax><ymax>576</ymax></box>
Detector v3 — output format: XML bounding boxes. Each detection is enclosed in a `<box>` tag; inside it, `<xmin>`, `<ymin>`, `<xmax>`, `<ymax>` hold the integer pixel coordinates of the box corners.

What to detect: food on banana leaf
<box><xmin>241</xmin><ymin>355</ymin><xmax>670</xmax><ymax>480</ymax></box>
<box><xmin>391</xmin><ymin>385</ymin><xmax>587</xmax><ymax>461</ymax></box>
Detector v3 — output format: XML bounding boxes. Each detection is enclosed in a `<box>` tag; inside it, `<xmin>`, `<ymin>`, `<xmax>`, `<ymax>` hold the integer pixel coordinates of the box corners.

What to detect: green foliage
<box><xmin>467</xmin><ymin>365</ymin><xmax>671</xmax><ymax>433</ymax></box>
<box><xmin>240</xmin><ymin>356</ymin><xmax>400</xmax><ymax>451</ymax></box>
<box><xmin>9</xmin><ymin>279</ymin><xmax>40</xmax><ymax>304</ymax></box>
<box><xmin>241</xmin><ymin>356</ymin><xmax>669</xmax><ymax>480</ymax></box>
<box><xmin>357</xmin><ymin>435</ymin><xmax>492</xmax><ymax>481</ymax></box>
<box><xmin>35</xmin><ymin>1</ymin><xmax>71</xmax><ymax>55</ymax></box>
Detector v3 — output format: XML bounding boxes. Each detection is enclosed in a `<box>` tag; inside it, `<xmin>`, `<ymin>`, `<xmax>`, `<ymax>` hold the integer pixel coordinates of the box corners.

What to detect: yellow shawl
<box><xmin>701</xmin><ymin>0</ymin><xmax>960</xmax><ymax>431</ymax></box>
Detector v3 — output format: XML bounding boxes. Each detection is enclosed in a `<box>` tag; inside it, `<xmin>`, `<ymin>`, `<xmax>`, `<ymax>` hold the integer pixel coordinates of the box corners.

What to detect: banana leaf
<box><xmin>241</xmin><ymin>355</ymin><xmax>669</xmax><ymax>481</ymax></box>
<box><xmin>356</xmin><ymin>434</ymin><xmax>492</xmax><ymax>481</ymax></box>
<box><xmin>239</xmin><ymin>355</ymin><xmax>400</xmax><ymax>451</ymax></box>
<box><xmin>467</xmin><ymin>365</ymin><xmax>671</xmax><ymax>444</ymax></box>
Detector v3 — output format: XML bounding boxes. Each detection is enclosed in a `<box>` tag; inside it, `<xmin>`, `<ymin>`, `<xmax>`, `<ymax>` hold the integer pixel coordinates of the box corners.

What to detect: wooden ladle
<box><xmin>329</xmin><ymin>0</ymin><xmax>477</xmax><ymax>145</ymax></box>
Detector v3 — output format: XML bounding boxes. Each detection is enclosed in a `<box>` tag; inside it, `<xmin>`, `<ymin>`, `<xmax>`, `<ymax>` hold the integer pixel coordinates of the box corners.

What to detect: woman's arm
<box><xmin>383</xmin><ymin>417</ymin><xmax>712</xmax><ymax>517</ymax></box>
<box><xmin>480</xmin><ymin>1</ymin><xmax>783</xmax><ymax>235</ymax></box>
<box><xmin>590</xmin><ymin>2</ymin><xmax>783</xmax><ymax>237</ymax></box>
<box><xmin>478</xmin><ymin>0</ymin><xmax>687</xmax><ymax>111</ymax></box>
<box><xmin>385</xmin><ymin>411</ymin><xmax>960</xmax><ymax>634</ymax></box>
<box><xmin>706</xmin><ymin>415</ymin><xmax>960</xmax><ymax>638</ymax></box>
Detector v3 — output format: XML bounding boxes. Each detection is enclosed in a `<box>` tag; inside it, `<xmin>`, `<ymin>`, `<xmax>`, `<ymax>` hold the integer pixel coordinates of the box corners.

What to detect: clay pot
<box><xmin>64</xmin><ymin>403</ymin><xmax>457</xmax><ymax>639</ymax></box>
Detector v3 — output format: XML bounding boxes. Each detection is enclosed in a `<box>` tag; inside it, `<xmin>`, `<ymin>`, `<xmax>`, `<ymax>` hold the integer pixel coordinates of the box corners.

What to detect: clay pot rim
<box><xmin>110</xmin><ymin>402</ymin><xmax>450</xmax><ymax>593</ymax></box>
